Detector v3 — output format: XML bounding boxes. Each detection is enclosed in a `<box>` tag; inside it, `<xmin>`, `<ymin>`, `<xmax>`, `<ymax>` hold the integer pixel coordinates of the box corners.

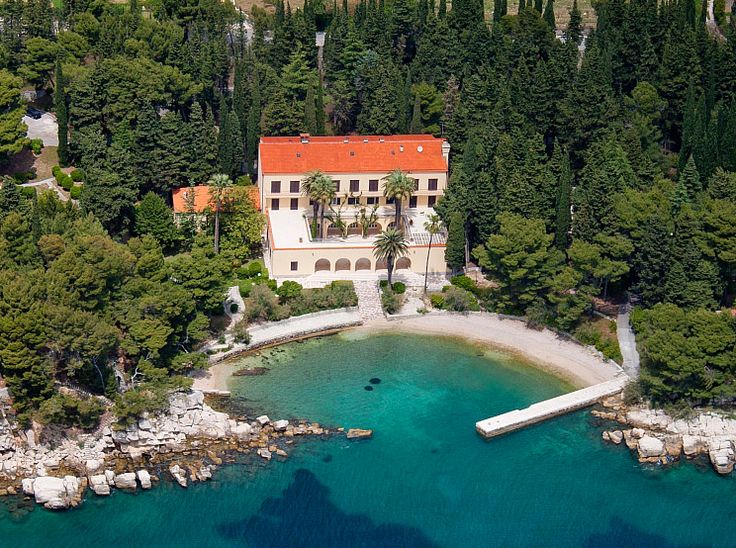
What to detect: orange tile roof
<box><xmin>171</xmin><ymin>185</ymin><xmax>260</xmax><ymax>213</ymax></box>
<box><xmin>259</xmin><ymin>134</ymin><xmax>449</xmax><ymax>174</ymax></box>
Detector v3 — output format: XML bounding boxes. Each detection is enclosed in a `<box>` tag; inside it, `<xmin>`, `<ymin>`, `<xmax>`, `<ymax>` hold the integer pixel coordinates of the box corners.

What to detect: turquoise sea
<box><xmin>1</xmin><ymin>332</ymin><xmax>735</xmax><ymax>547</ymax></box>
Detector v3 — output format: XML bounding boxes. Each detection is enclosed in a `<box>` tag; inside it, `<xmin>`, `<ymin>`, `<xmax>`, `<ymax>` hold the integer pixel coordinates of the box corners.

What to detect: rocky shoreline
<box><xmin>0</xmin><ymin>390</ymin><xmax>361</xmax><ymax>511</ymax></box>
<box><xmin>595</xmin><ymin>394</ymin><xmax>736</xmax><ymax>475</ymax></box>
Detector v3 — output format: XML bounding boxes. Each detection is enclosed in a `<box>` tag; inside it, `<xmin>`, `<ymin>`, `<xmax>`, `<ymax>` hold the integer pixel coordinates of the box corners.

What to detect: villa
<box><xmin>258</xmin><ymin>134</ymin><xmax>450</xmax><ymax>281</ymax></box>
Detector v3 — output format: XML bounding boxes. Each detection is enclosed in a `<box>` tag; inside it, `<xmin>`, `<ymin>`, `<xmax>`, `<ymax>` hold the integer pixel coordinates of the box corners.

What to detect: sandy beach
<box><xmin>193</xmin><ymin>313</ymin><xmax>622</xmax><ymax>392</ymax></box>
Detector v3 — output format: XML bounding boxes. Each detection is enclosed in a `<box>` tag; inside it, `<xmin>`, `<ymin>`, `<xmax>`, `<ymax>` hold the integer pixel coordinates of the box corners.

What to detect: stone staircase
<box><xmin>354</xmin><ymin>280</ymin><xmax>384</xmax><ymax>321</ymax></box>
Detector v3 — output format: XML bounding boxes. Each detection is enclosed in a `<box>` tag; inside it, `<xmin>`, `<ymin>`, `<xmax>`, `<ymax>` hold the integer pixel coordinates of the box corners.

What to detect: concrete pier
<box><xmin>476</xmin><ymin>376</ymin><xmax>629</xmax><ymax>439</ymax></box>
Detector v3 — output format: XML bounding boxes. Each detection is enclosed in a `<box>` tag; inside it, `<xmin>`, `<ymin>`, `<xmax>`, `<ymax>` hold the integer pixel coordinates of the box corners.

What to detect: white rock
<box><xmin>273</xmin><ymin>420</ymin><xmax>289</xmax><ymax>432</ymax></box>
<box><xmin>609</xmin><ymin>430</ymin><xmax>624</xmax><ymax>444</ymax></box>
<box><xmin>631</xmin><ymin>428</ymin><xmax>645</xmax><ymax>439</ymax></box>
<box><xmin>104</xmin><ymin>470</ymin><xmax>116</xmax><ymax>485</ymax></box>
<box><xmin>21</xmin><ymin>478</ymin><xmax>34</xmax><ymax>495</ymax></box>
<box><xmin>637</xmin><ymin>436</ymin><xmax>665</xmax><ymax>458</ymax></box>
<box><xmin>169</xmin><ymin>464</ymin><xmax>187</xmax><ymax>488</ymax></box>
<box><xmin>257</xmin><ymin>448</ymin><xmax>272</xmax><ymax>460</ymax></box>
<box><xmin>231</xmin><ymin>422</ymin><xmax>253</xmax><ymax>439</ymax></box>
<box><xmin>32</xmin><ymin>476</ymin><xmax>68</xmax><ymax>509</ymax></box>
<box><xmin>115</xmin><ymin>472</ymin><xmax>137</xmax><ymax>490</ymax></box>
<box><xmin>138</xmin><ymin>417</ymin><xmax>152</xmax><ymax>430</ymax></box>
<box><xmin>136</xmin><ymin>470</ymin><xmax>152</xmax><ymax>489</ymax></box>
<box><xmin>256</xmin><ymin>415</ymin><xmax>270</xmax><ymax>426</ymax></box>
<box><xmin>682</xmin><ymin>435</ymin><xmax>702</xmax><ymax>457</ymax></box>
<box><xmin>85</xmin><ymin>459</ymin><xmax>103</xmax><ymax>474</ymax></box>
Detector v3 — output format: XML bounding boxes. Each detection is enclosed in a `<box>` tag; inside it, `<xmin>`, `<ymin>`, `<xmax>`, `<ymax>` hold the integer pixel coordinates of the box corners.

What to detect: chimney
<box><xmin>299</xmin><ymin>133</ymin><xmax>310</xmax><ymax>144</ymax></box>
<box><xmin>441</xmin><ymin>140</ymin><xmax>451</xmax><ymax>166</ymax></box>
<box><xmin>399</xmin><ymin>145</ymin><xmax>404</xmax><ymax>153</ymax></box>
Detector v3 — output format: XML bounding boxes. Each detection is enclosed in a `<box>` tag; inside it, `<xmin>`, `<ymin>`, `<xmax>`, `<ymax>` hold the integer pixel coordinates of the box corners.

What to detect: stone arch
<box><xmin>326</xmin><ymin>223</ymin><xmax>342</xmax><ymax>237</ymax></box>
<box><xmin>375</xmin><ymin>259</ymin><xmax>388</xmax><ymax>270</ymax></box>
<box><xmin>355</xmin><ymin>258</ymin><xmax>371</xmax><ymax>271</ymax></box>
<box><xmin>347</xmin><ymin>222</ymin><xmax>361</xmax><ymax>236</ymax></box>
<box><xmin>387</xmin><ymin>221</ymin><xmax>397</xmax><ymax>229</ymax></box>
<box><xmin>367</xmin><ymin>222</ymin><xmax>382</xmax><ymax>236</ymax></box>
<box><xmin>395</xmin><ymin>257</ymin><xmax>411</xmax><ymax>270</ymax></box>
<box><xmin>335</xmin><ymin>258</ymin><xmax>351</xmax><ymax>271</ymax></box>
<box><xmin>315</xmin><ymin>258</ymin><xmax>331</xmax><ymax>272</ymax></box>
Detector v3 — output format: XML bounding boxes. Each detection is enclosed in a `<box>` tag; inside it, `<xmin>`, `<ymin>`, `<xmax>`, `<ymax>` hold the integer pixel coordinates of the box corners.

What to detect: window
<box><xmin>290</xmin><ymin>180</ymin><xmax>300</xmax><ymax>193</ymax></box>
<box><xmin>386</xmin><ymin>196</ymin><xmax>395</xmax><ymax>204</ymax></box>
<box><xmin>271</xmin><ymin>198</ymin><xmax>279</xmax><ymax>210</ymax></box>
<box><xmin>333</xmin><ymin>180</ymin><xmax>340</xmax><ymax>192</ymax></box>
<box><xmin>409</xmin><ymin>196</ymin><xmax>417</xmax><ymax>208</ymax></box>
<box><xmin>428</xmin><ymin>195</ymin><xmax>437</xmax><ymax>208</ymax></box>
<box><xmin>290</xmin><ymin>261</ymin><xmax>298</xmax><ymax>271</ymax></box>
<box><xmin>369</xmin><ymin>179</ymin><xmax>379</xmax><ymax>192</ymax></box>
<box><xmin>271</xmin><ymin>180</ymin><xmax>281</xmax><ymax>193</ymax></box>
<box><xmin>331</xmin><ymin>197</ymin><xmax>341</xmax><ymax>205</ymax></box>
<box><xmin>428</xmin><ymin>178</ymin><xmax>438</xmax><ymax>191</ymax></box>
<box><xmin>348</xmin><ymin>196</ymin><xmax>359</xmax><ymax>205</ymax></box>
<box><xmin>350</xmin><ymin>179</ymin><xmax>360</xmax><ymax>192</ymax></box>
<box><xmin>290</xmin><ymin>198</ymin><xmax>298</xmax><ymax>210</ymax></box>
<box><xmin>366</xmin><ymin>196</ymin><xmax>379</xmax><ymax>205</ymax></box>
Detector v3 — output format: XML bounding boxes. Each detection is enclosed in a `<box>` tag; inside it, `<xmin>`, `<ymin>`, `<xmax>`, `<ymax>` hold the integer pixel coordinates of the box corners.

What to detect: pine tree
<box><xmin>542</xmin><ymin>0</ymin><xmax>555</xmax><ymax>29</ymax></box>
<box><xmin>445</xmin><ymin>210</ymin><xmax>466</xmax><ymax>272</ymax></box>
<box><xmin>54</xmin><ymin>59</ymin><xmax>69</xmax><ymax>167</ymax></box>
<box><xmin>679</xmin><ymin>155</ymin><xmax>702</xmax><ymax>200</ymax></box>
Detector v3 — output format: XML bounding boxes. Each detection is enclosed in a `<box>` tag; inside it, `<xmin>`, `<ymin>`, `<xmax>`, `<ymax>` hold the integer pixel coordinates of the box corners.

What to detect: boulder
<box><xmin>682</xmin><ymin>435</ymin><xmax>703</xmax><ymax>458</ymax></box>
<box><xmin>114</xmin><ymin>472</ymin><xmax>137</xmax><ymax>490</ymax></box>
<box><xmin>89</xmin><ymin>475</ymin><xmax>110</xmax><ymax>496</ymax></box>
<box><xmin>256</xmin><ymin>415</ymin><xmax>270</xmax><ymax>426</ymax></box>
<box><xmin>32</xmin><ymin>476</ymin><xmax>68</xmax><ymax>509</ymax></box>
<box><xmin>637</xmin><ymin>435</ymin><xmax>665</xmax><ymax>459</ymax></box>
<box><xmin>346</xmin><ymin>428</ymin><xmax>373</xmax><ymax>440</ymax></box>
<box><xmin>257</xmin><ymin>448</ymin><xmax>272</xmax><ymax>460</ymax></box>
<box><xmin>21</xmin><ymin>478</ymin><xmax>34</xmax><ymax>496</ymax></box>
<box><xmin>273</xmin><ymin>420</ymin><xmax>289</xmax><ymax>432</ymax></box>
<box><xmin>664</xmin><ymin>435</ymin><xmax>683</xmax><ymax>458</ymax></box>
<box><xmin>710</xmin><ymin>449</ymin><xmax>734</xmax><ymax>474</ymax></box>
<box><xmin>631</xmin><ymin>428</ymin><xmax>645</xmax><ymax>439</ymax></box>
<box><xmin>104</xmin><ymin>470</ymin><xmax>116</xmax><ymax>485</ymax></box>
<box><xmin>136</xmin><ymin>470</ymin><xmax>152</xmax><ymax>489</ymax></box>
<box><xmin>169</xmin><ymin>464</ymin><xmax>187</xmax><ymax>488</ymax></box>
<box><xmin>231</xmin><ymin>422</ymin><xmax>252</xmax><ymax>439</ymax></box>
<box><xmin>85</xmin><ymin>459</ymin><xmax>103</xmax><ymax>474</ymax></box>
<box><xmin>609</xmin><ymin>430</ymin><xmax>624</xmax><ymax>444</ymax></box>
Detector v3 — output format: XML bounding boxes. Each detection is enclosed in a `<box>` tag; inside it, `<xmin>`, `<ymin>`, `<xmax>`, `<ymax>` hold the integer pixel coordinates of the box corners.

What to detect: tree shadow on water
<box><xmin>583</xmin><ymin>516</ymin><xmax>709</xmax><ymax>548</ymax></box>
<box><xmin>217</xmin><ymin>468</ymin><xmax>438</xmax><ymax>547</ymax></box>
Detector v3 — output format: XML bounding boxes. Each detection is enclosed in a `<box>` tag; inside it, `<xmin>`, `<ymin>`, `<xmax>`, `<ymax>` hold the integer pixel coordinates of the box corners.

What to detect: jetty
<box><xmin>476</xmin><ymin>376</ymin><xmax>629</xmax><ymax>439</ymax></box>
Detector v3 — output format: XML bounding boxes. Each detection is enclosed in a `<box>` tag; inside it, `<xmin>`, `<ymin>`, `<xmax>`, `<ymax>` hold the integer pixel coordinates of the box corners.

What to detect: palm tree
<box><xmin>207</xmin><ymin>173</ymin><xmax>233</xmax><ymax>254</ymax></box>
<box><xmin>301</xmin><ymin>171</ymin><xmax>335</xmax><ymax>239</ymax></box>
<box><xmin>382</xmin><ymin>169</ymin><xmax>415</xmax><ymax>231</ymax></box>
<box><xmin>373</xmin><ymin>228</ymin><xmax>409</xmax><ymax>286</ymax></box>
<box><xmin>423</xmin><ymin>213</ymin><xmax>443</xmax><ymax>294</ymax></box>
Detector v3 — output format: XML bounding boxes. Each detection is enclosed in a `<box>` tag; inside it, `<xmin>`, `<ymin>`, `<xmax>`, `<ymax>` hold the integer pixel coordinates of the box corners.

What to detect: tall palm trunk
<box><xmin>394</xmin><ymin>199</ymin><xmax>402</xmax><ymax>231</ymax></box>
<box><xmin>320</xmin><ymin>202</ymin><xmax>326</xmax><ymax>239</ymax></box>
<box><xmin>387</xmin><ymin>254</ymin><xmax>395</xmax><ymax>285</ymax></box>
<box><xmin>311</xmin><ymin>200</ymin><xmax>319</xmax><ymax>238</ymax></box>
<box><xmin>424</xmin><ymin>232</ymin><xmax>434</xmax><ymax>294</ymax></box>
<box><xmin>214</xmin><ymin>199</ymin><xmax>221</xmax><ymax>253</ymax></box>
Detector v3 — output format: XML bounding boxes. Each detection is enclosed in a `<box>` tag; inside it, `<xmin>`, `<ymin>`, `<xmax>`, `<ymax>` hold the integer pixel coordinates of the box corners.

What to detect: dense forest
<box><xmin>0</xmin><ymin>0</ymin><xmax>735</xmax><ymax>426</ymax></box>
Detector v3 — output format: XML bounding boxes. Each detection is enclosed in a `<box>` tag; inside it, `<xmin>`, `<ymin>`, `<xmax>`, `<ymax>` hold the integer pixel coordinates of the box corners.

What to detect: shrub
<box><xmin>244</xmin><ymin>260</ymin><xmax>264</xmax><ymax>278</ymax></box>
<box><xmin>229</xmin><ymin>302</ymin><xmax>239</xmax><ymax>314</ymax></box>
<box><xmin>235</xmin><ymin>174</ymin><xmax>253</xmax><ymax>186</ymax></box>
<box><xmin>525</xmin><ymin>299</ymin><xmax>549</xmax><ymax>330</ymax></box>
<box><xmin>379</xmin><ymin>280</ymin><xmax>389</xmax><ymax>289</ymax></box>
<box><xmin>442</xmin><ymin>286</ymin><xmax>479</xmax><ymax>312</ymax></box>
<box><xmin>430</xmin><ymin>293</ymin><xmax>445</xmax><ymax>309</ymax></box>
<box><xmin>59</xmin><ymin>174</ymin><xmax>73</xmax><ymax>191</ymax></box>
<box><xmin>244</xmin><ymin>284</ymin><xmax>289</xmax><ymax>322</ymax></box>
<box><xmin>69</xmin><ymin>185</ymin><xmax>82</xmax><ymax>199</ymax></box>
<box><xmin>381</xmin><ymin>288</ymin><xmax>402</xmax><ymax>314</ymax></box>
<box><xmin>52</xmin><ymin>165</ymin><xmax>61</xmax><ymax>177</ymax></box>
<box><xmin>450</xmin><ymin>274</ymin><xmax>477</xmax><ymax>293</ymax></box>
<box><xmin>288</xmin><ymin>281</ymin><xmax>357</xmax><ymax>316</ymax></box>
<box><xmin>38</xmin><ymin>393</ymin><xmax>104</xmax><ymax>430</ymax></box>
<box><xmin>29</xmin><ymin>138</ymin><xmax>43</xmax><ymax>154</ymax></box>
<box><xmin>276</xmin><ymin>280</ymin><xmax>303</xmax><ymax>301</ymax></box>
<box><xmin>54</xmin><ymin>169</ymin><xmax>64</xmax><ymax>183</ymax></box>
<box><xmin>20</xmin><ymin>186</ymin><xmax>36</xmax><ymax>198</ymax></box>
<box><xmin>70</xmin><ymin>168</ymin><xmax>85</xmax><ymax>182</ymax></box>
<box><xmin>391</xmin><ymin>281</ymin><xmax>406</xmax><ymax>294</ymax></box>
<box><xmin>232</xmin><ymin>320</ymin><xmax>251</xmax><ymax>344</ymax></box>
<box><xmin>238</xmin><ymin>279</ymin><xmax>255</xmax><ymax>298</ymax></box>
<box><xmin>12</xmin><ymin>171</ymin><xmax>32</xmax><ymax>183</ymax></box>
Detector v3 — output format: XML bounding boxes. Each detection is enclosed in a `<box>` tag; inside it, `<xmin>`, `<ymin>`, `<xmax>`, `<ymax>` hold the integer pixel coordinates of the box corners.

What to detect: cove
<box><xmin>1</xmin><ymin>332</ymin><xmax>735</xmax><ymax>547</ymax></box>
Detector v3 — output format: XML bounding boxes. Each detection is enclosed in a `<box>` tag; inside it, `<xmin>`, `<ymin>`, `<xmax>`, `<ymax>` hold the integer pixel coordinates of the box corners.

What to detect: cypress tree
<box><xmin>446</xmin><ymin>210</ymin><xmax>466</xmax><ymax>272</ymax></box>
<box><xmin>54</xmin><ymin>59</ymin><xmax>69</xmax><ymax>167</ymax></box>
<box><xmin>315</xmin><ymin>82</ymin><xmax>326</xmax><ymax>135</ymax></box>
<box><xmin>534</xmin><ymin>0</ymin><xmax>543</xmax><ymax>14</ymax></box>
<box><xmin>410</xmin><ymin>94</ymin><xmax>422</xmax><ymax>133</ymax></box>
<box><xmin>304</xmin><ymin>85</ymin><xmax>317</xmax><ymax>134</ymax></box>
<box><xmin>246</xmin><ymin>72</ymin><xmax>261</xmax><ymax>176</ymax></box>
<box><xmin>553</xmin><ymin>145</ymin><xmax>572</xmax><ymax>250</ymax></box>
<box><xmin>542</xmin><ymin>0</ymin><xmax>555</xmax><ymax>29</ymax></box>
<box><xmin>519</xmin><ymin>0</ymin><xmax>526</xmax><ymax>12</ymax></box>
<box><xmin>566</xmin><ymin>0</ymin><xmax>581</xmax><ymax>43</ymax></box>
<box><xmin>438</xmin><ymin>0</ymin><xmax>446</xmax><ymax>19</ymax></box>
<box><xmin>679</xmin><ymin>155</ymin><xmax>702</xmax><ymax>200</ymax></box>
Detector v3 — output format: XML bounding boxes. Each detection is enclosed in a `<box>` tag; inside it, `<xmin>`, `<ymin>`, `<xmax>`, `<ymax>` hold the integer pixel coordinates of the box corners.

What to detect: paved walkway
<box><xmin>617</xmin><ymin>306</ymin><xmax>640</xmax><ymax>378</ymax></box>
<box><xmin>224</xmin><ymin>286</ymin><xmax>245</xmax><ymax>327</ymax></box>
<box><xmin>354</xmin><ymin>280</ymin><xmax>384</xmax><ymax>321</ymax></box>
<box><xmin>21</xmin><ymin>177</ymin><xmax>68</xmax><ymax>202</ymax></box>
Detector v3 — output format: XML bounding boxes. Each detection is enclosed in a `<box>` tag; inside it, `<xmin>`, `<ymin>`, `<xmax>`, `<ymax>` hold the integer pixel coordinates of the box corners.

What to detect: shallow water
<box><xmin>1</xmin><ymin>333</ymin><xmax>734</xmax><ymax>547</ymax></box>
